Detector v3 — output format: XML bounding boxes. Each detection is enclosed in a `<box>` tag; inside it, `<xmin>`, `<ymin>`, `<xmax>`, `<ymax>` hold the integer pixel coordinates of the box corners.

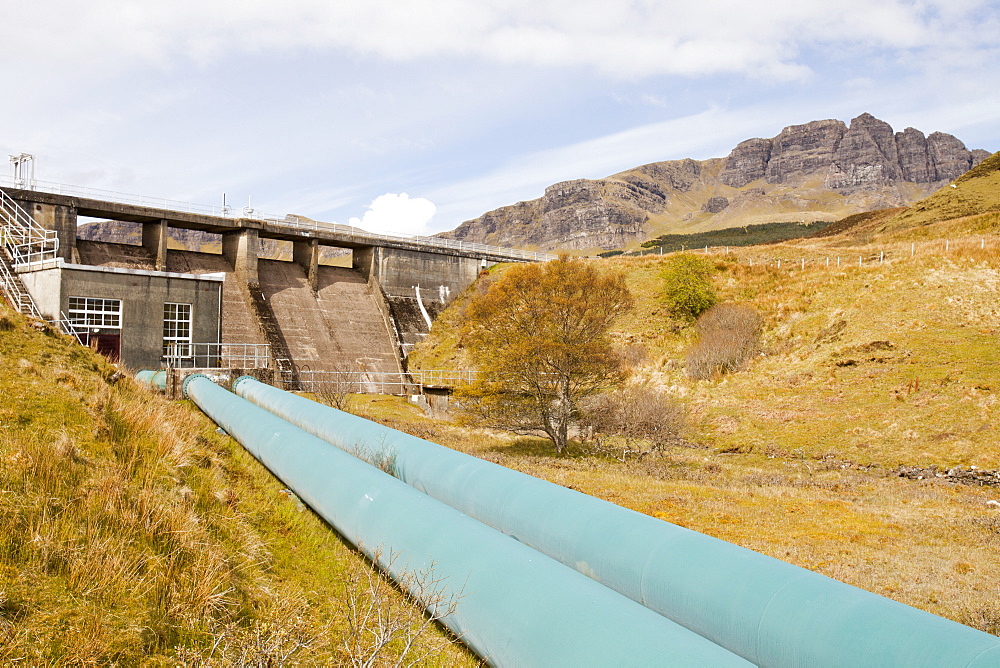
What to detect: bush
<box><xmin>686</xmin><ymin>303</ymin><xmax>763</xmax><ymax>379</ymax></box>
<box><xmin>579</xmin><ymin>384</ymin><xmax>685</xmax><ymax>461</ymax></box>
<box><xmin>661</xmin><ymin>254</ymin><xmax>717</xmax><ymax>320</ymax></box>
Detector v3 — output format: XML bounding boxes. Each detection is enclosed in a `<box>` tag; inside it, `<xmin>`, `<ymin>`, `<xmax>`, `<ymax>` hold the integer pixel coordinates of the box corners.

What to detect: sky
<box><xmin>1</xmin><ymin>0</ymin><xmax>998</xmax><ymax>236</ymax></box>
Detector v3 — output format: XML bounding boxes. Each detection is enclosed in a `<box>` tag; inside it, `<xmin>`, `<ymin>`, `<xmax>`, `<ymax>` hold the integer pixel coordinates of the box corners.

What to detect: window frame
<box><xmin>162</xmin><ymin>302</ymin><xmax>193</xmax><ymax>359</ymax></box>
<box><xmin>67</xmin><ymin>297</ymin><xmax>122</xmax><ymax>330</ymax></box>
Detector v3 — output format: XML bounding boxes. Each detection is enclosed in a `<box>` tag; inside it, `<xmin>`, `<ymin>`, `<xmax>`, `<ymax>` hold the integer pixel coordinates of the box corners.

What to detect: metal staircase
<box><xmin>0</xmin><ymin>189</ymin><xmax>59</xmax><ymax>322</ymax></box>
<box><xmin>0</xmin><ymin>189</ymin><xmax>59</xmax><ymax>266</ymax></box>
<box><xmin>0</xmin><ymin>249</ymin><xmax>43</xmax><ymax>319</ymax></box>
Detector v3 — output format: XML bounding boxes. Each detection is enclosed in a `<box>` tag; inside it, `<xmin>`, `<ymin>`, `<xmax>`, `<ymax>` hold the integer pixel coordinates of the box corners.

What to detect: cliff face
<box><xmin>442</xmin><ymin>113</ymin><xmax>989</xmax><ymax>251</ymax></box>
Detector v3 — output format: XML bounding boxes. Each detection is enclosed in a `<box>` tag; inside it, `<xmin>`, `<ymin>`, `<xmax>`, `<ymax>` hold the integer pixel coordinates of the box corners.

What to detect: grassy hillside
<box><xmin>0</xmin><ymin>305</ymin><xmax>472</xmax><ymax>665</ymax></box>
<box><xmin>881</xmin><ymin>151</ymin><xmax>1000</xmax><ymax>232</ymax></box>
<box><xmin>408</xmin><ymin>212</ymin><xmax>1000</xmax><ymax>636</ymax></box>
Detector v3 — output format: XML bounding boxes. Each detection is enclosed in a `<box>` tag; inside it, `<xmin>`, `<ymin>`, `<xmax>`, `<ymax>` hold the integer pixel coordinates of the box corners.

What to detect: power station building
<box><xmin>19</xmin><ymin>260</ymin><xmax>223</xmax><ymax>367</ymax></box>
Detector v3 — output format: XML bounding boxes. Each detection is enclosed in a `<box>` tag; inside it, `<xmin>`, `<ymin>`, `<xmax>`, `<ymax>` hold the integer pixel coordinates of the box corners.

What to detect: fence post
<box><xmin>911</xmin><ymin>242</ymin><xmax>915</xmax><ymax>258</ymax></box>
<box><xmin>801</xmin><ymin>258</ymin><xmax>805</xmax><ymax>270</ymax></box>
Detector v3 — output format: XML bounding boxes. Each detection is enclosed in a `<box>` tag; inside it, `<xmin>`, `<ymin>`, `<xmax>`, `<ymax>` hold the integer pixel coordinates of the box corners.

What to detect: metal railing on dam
<box><xmin>288</xmin><ymin>369</ymin><xmax>477</xmax><ymax>394</ymax></box>
<box><xmin>0</xmin><ymin>175</ymin><xmax>555</xmax><ymax>263</ymax></box>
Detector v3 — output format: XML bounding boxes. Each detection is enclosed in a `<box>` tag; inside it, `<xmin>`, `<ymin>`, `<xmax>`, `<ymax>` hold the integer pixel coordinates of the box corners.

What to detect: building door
<box><xmin>91</xmin><ymin>333</ymin><xmax>121</xmax><ymax>362</ymax></box>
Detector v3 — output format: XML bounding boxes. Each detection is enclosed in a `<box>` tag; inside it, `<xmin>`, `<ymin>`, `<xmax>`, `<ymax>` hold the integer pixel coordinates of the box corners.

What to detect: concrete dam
<box><xmin>0</xmin><ymin>184</ymin><xmax>550</xmax><ymax>383</ymax></box>
<box><xmin>77</xmin><ymin>239</ymin><xmax>404</xmax><ymax>381</ymax></box>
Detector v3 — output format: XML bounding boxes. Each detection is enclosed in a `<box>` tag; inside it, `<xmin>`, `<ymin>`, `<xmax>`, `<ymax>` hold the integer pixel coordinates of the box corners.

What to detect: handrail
<box><xmin>0</xmin><ymin>188</ymin><xmax>59</xmax><ymax>266</ymax></box>
<box><xmin>271</xmin><ymin>216</ymin><xmax>554</xmax><ymax>261</ymax></box>
<box><xmin>0</xmin><ymin>176</ymin><xmax>553</xmax><ymax>263</ymax></box>
<box><xmin>162</xmin><ymin>342</ymin><xmax>272</xmax><ymax>369</ymax></box>
<box><xmin>0</xmin><ymin>249</ymin><xmax>44</xmax><ymax>320</ymax></box>
<box><xmin>290</xmin><ymin>369</ymin><xmax>478</xmax><ymax>395</ymax></box>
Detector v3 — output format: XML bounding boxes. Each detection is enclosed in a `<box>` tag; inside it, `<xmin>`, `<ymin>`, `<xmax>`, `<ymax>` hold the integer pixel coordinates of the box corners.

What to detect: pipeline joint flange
<box><xmin>232</xmin><ymin>375</ymin><xmax>258</xmax><ymax>393</ymax></box>
<box><xmin>181</xmin><ymin>373</ymin><xmax>210</xmax><ymax>399</ymax></box>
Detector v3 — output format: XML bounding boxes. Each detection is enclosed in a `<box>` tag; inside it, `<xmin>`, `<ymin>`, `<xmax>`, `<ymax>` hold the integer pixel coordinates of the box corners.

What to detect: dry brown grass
<box><xmin>403</xmin><ymin>224</ymin><xmax>1000</xmax><ymax>638</ymax></box>
<box><xmin>0</xmin><ymin>305</ymin><xmax>476</xmax><ymax>665</ymax></box>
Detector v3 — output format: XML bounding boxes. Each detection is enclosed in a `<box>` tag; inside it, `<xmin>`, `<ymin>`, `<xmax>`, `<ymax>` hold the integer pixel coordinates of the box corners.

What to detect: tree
<box><xmin>456</xmin><ymin>255</ymin><xmax>634</xmax><ymax>453</ymax></box>
<box><xmin>660</xmin><ymin>253</ymin><xmax>717</xmax><ymax>320</ymax></box>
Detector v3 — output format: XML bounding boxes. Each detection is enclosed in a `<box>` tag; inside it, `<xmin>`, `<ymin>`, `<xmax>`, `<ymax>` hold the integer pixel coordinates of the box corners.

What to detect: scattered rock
<box><xmin>897</xmin><ymin>465</ymin><xmax>1000</xmax><ymax>487</ymax></box>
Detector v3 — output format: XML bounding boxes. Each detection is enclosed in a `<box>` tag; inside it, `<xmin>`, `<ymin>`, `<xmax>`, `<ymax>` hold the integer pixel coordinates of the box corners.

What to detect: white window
<box><xmin>162</xmin><ymin>303</ymin><xmax>192</xmax><ymax>358</ymax></box>
<box><xmin>68</xmin><ymin>297</ymin><xmax>122</xmax><ymax>329</ymax></box>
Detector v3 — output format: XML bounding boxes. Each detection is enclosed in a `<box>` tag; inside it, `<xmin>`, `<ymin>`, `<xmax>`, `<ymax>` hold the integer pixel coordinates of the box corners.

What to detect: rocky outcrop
<box><xmin>446</xmin><ymin>173</ymin><xmax>666</xmax><ymax>250</ymax></box>
<box><xmin>896</xmin><ymin>127</ymin><xmax>935</xmax><ymax>183</ymax></box>
<box><xmin>972</xmin><ymin>149</ymin><xmax>991</xmax><ymax>165</ymax></box>
<box><xmin>719</xmin><ymin>138</ymin><xmax>772</xmax><ymax>187</ymax></box>
<box><xmin>702</xmin><ymin>196</ymin><xmax>730</xmax><ymax>213</ymax></box>
<box><xmin>721</xmin><ymin>113</ymin><xmax>983</xmax><ymax>191</ymax></box>
<box><xmin>764</xmin><ymin>119</ymin><xmax>847</xmax><ymax>185</ymax></box>
<box><xmin>826</xmin><ymin>113</ymin><xmax>902</xmax><ymax>189</ymax></box>
<box><xmin>441</xmin><ymin>113</ymin><xmax>990</xmax><ymax>251</ymax></box>
<box><xmin>927</xmin><ymin>131</ymin><xmax>976</xmax><ymax>181</ymax></box>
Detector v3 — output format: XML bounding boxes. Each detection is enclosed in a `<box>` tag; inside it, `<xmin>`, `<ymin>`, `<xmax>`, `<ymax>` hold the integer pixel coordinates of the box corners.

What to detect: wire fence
<box><xmin>622</xmin><ymin>236</ymin><xmax>997</xmax><ymax>271</ymax></box>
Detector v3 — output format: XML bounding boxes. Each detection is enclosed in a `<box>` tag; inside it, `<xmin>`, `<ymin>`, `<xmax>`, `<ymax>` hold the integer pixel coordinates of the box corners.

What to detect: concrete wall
<box><xmin>354</xmin><ymin>246</ymin><xmax>489</xmax><ymax>360</ymax></box>
<box><xmin>21</xmin><ymin>261</ymin><xmax>223</xmax><ymax>369</ymax></box>
<box><xmin>16</xmin><ymin>199</ymin><xmax>79</xmax><ymax>262</ymax></box>
<box><xmin>354</xmin><ymin>246</ymin><xmax>485</xmax><ymax>307</ymax></box>
<box><xmin>17</xmin><ymin>265</ymin><xmax>63</xmax><ymax>319</ymax></box>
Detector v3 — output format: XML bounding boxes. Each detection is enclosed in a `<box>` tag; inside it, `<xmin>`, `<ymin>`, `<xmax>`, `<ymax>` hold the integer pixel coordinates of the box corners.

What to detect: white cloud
<box><xmin>349</xmin><ymin>193</ymin><xmax>437</xmax><ymax>236</ymax></box>
<box><xmin>2</xmin><ymin>0</ymin><xmax>995</xmax><ymax>84</ymax></box>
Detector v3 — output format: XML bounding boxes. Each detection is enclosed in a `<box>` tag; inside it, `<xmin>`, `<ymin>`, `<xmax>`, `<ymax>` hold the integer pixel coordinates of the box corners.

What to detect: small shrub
<box><xmin>686</xmin><ymin>303</ymin><xmax>763</xmax><ymax>379</ymax></box>
<box><xmin>579</xmin><ymin>385</ymin><xmax>685</xmax><ymax>461</ymax></box>
<box><xmin>661</xmin><ymin>254</ymin><xmax>717</xmax><ymax>320</ymax></box>
<box><xmin>314</xmin><ymin>366</ymin><xmax>362</xmax><ymax>411</ymax></box>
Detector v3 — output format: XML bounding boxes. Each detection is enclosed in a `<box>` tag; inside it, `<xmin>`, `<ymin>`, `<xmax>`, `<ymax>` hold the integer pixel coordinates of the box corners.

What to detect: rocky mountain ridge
<box><xmin>440</xmin><ymin>113</ymin><xmax>990</xmax><ymax>251</ymax></box>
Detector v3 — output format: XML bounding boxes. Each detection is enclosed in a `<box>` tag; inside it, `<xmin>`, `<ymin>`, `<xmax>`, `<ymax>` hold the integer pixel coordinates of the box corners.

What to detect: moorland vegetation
<box><xmin>408</xmin><ymin>155</ymin><xmax>1000</xmax><ymax>635</ymax></box>
<box><xmin>3</xmin><ymin>152</ymin><xmax>999</xmax><ymax>660</ymax></box>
